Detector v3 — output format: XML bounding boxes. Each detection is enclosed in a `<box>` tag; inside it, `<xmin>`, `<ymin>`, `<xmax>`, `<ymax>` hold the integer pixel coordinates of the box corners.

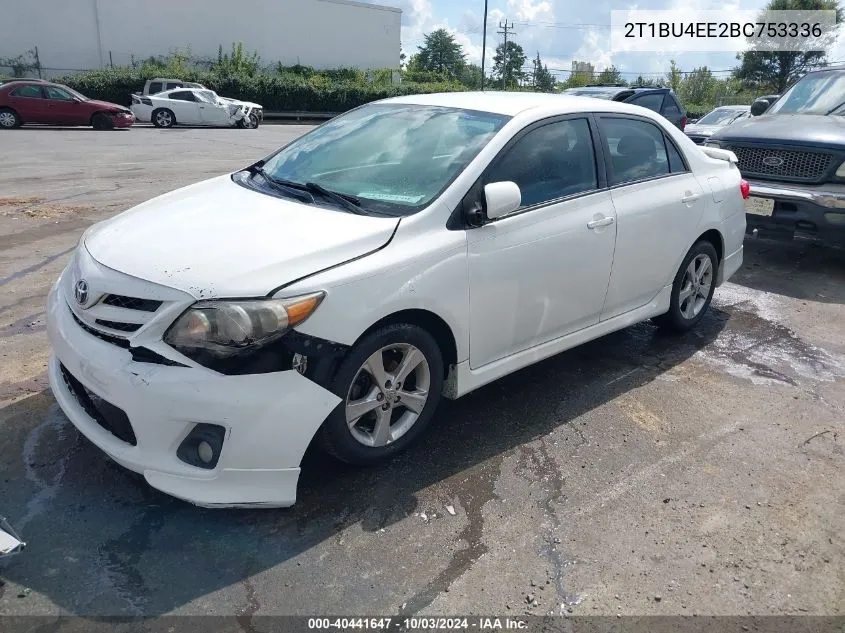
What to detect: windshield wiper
<box><xmin>826</xmin><ymin>100</ymin><xmax>845</xmax><ymax>115</ymax></box>
<box><xmin>247</xmin><ymin>165</ymin><xmax>315</xmax><ymax>203</ymax></box>
<box><xmin>304</xmin><ymin>182</ymin><xmax>368</xmax><ymax>215</ymax></box>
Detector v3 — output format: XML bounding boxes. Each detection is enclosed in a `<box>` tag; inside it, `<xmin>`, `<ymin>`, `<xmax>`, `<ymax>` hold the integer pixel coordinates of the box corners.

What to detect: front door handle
<box><xmin>681</xmin><ymin>192</ymin><xmax>702</xmax><ymax>203</ymax></box>
<box><xmin>587</xmin><ymin>216</ymin><xmax>615</xmax><ymax>229</ymax></box>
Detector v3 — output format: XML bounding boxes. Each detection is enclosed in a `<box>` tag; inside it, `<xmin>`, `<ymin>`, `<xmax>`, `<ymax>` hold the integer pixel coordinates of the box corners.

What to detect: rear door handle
<box><xmin>681</xmin><ymin>192</ymin><xmax>702</xmax><ymax>203</ymax></box>
<box><xmin>587</xmin><ymin>216</ymin><xmax>615</xmax><ymax>229</ymax></box>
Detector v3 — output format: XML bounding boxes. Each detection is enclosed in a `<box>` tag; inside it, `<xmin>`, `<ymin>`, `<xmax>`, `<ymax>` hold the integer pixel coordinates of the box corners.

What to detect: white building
<box><xmin>1</xmin><ymin>0</ymin><xmax>402</xmax><ymax>74</ymax></box>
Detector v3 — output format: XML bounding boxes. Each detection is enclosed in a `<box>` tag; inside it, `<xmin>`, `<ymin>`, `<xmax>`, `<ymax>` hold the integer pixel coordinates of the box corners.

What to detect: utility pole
<box><xmin>497</xmin><ymin>20</ymin><xmax>514</xmax><ymax>90</ymax></box>
<box><xmin>481</xmin><ymin>0</ymin><xmax>488</xmax><ymax>90</ymax></box>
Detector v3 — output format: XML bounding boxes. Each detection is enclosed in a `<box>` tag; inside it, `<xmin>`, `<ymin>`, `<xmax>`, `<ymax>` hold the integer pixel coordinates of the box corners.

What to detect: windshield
<box><xmin>697</xmin><ymin>108</ymin><xmax>748</xmax><ymax>125</ymax></box>
<box><xmin>564</xmin><ymin>88</ymin><xmax>619</xmax><ymax>100</ymax></box>
<box><xmin>768</xmin><ymin>71</ymin><xmax>845</xmax><ymax>115</ymax></box>
<box><xmin>259</xmin><ymin>103</ymin><xmax>509</xmax><ymax>214</ymax></box>
<box><xmin>196</xmin><ymin>90</ymin><xmax>218</xmax><ymax>104</ymax></box>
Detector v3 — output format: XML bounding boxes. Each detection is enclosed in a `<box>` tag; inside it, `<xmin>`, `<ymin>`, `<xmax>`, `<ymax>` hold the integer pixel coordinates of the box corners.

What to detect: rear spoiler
<box><xmin>701</xmin><ymin>146</ymin><xmax>738</xmax><ymax>164</ymax></box>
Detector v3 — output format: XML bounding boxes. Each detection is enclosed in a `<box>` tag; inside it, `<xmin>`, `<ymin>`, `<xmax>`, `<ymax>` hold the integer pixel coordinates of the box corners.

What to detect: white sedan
<box><xmin>130</xmin><ymin>88</ymin><xmax>262</xmax><ymax>128</ymax></box>
<box><xmin>47</xmin><ymin>92</ymin><xmax>746</xmax><ymax>508</ymax></box>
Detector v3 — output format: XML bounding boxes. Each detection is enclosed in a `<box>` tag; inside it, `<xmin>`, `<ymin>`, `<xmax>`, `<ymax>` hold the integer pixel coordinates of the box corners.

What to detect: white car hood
<box><xmin>685</xmin><ymin>124</ymin><xmax>721</xmax><ymax>136</ymax></box>
<box><xmin>84</xmin><ymin>175</ymin><xmax>399</xmax><ymax>298</ymax></box>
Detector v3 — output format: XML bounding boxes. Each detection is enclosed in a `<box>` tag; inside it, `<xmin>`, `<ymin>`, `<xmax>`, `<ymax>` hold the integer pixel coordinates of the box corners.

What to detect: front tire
<box><xmin>654</xmin><ymin>240</ymin><xmax>718</xmax><ymax>332</ymax></box>
<box><xmin>319</xmin><ymin>323</ymin><xmax>444</xmax><ymax>465</ymax></box>
<box><xmin>0</xmin><ymin>107</ymin><xmax>21</xmax><ymax>129</ymax></box>
<box><xmin>92</xmin><ymin>112</ymin><xmax>114</xmax><ymax>130</ymax></box>
<box><xmin>152</xmin><ymin>108</ymin><xmax>175</xmax><ymax>128</ymax></box>
<box><xmin>237</xmin><ymin>113</ymin><xmax>259</xmax><ymax>129</ymax></box>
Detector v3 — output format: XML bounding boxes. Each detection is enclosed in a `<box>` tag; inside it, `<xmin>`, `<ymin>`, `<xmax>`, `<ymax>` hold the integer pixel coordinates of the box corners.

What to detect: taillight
<box><xmin>680</xmin><ymin>116</ymin><xmax>687</xmax><ymax>130</ymax></box>
<box><xmin>740</xmin><ymin>179</ymin><xmax>750</xmax><ymax>199</ymax></box>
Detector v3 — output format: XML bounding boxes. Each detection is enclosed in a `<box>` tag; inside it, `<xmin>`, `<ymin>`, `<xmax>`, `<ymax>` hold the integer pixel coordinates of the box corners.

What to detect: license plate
<box><xmin>745</xmin><ymin>196</ymin><xmax>774</xmax><ymax>216</ymax></box>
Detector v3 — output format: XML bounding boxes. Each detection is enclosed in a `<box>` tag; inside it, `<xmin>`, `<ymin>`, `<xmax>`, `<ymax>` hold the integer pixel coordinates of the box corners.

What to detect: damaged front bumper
<box><xmin>47</xmin><ymin>274</ymin><xmax>342</xmax><ymax>508</ymax></box>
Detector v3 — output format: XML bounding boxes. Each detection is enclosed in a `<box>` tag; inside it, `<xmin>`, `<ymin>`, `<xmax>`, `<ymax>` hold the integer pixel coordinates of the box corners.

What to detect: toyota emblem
<box><xmin>762</xmin><ymin>155</ymin><xmax>784</xmax><ymax>168</ymax></box>
<box><xmin>74</xmin><ymin>279</ymin><xmax>89</xmax><ymax>306</ymax></box>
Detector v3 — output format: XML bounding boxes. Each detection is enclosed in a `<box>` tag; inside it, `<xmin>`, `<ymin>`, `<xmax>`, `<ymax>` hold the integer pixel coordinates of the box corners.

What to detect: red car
<box><xmin>0</xmin><ymin>80</ymin><xmax>135</xmax><ymax>130</ymax></box>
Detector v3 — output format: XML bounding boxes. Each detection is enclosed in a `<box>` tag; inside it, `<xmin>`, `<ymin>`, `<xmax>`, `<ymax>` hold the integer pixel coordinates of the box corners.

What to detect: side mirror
<box><xmin>484</xmin><ymin>181</ymin><xmax>521</xmax><ymax>221</ymax></box>
<box><xmin>688</xmin><ymin>118</ymin><xmax>698</xmax><ymax>124</ymax></box>
<box><xmin>750</xmin><ymin>99</ymin><xmax>770</xmax><ymax>116</ymax></box>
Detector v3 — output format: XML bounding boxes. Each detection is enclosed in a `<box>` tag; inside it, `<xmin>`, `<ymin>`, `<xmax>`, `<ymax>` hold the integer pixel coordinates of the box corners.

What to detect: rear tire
<box><xmin>0</xmin><ymin>107</ymin><xmax>21</xmax><ymax>129</ymax></box>
<box><xmin>152</xmin><ymin>108</ymin><xmax>175</xmax><ymax>128</ymax></box>
<box><xmin>91</xmin><ymin>112</ymin><xmax>114</xmax><ymax>130</ymax></box>
<box><xmin>319</xmin><ymin>323</ymin><xmax>444</xmax><ymax>466</ymax></box>
<box><xmin>653</xmin><ymin>240</ymin><xmax>718</xmax><ymax>332</ymax></box>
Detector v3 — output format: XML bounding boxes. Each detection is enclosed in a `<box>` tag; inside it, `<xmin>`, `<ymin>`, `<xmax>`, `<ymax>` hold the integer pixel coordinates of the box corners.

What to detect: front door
<box><xmin>466</xmin><ymin>116</ymin><xmax>617</xmax><ymax>369</ymax></box>
<box><xmin>42</xmin><ymin>85</ymin><xmax>86</xmax><ymax>125</ymax></box>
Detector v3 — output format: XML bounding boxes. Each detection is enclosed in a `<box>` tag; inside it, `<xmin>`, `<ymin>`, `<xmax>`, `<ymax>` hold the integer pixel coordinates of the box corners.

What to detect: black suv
<box><xmin>707</xmin><ymin>68</ymin><xmax>845</xmax><ymax>246</ymax></box>
<box><xmin>561</xmin><ymin>86</ymin><xmax>688</xmax><ymax>130</ymax></box>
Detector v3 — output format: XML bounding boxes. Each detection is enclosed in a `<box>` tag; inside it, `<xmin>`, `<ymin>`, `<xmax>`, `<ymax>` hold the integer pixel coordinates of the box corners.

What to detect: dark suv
<box><xmin>706</xmin><ymin>68</ymin><xmax>845</xmax><ymax>246</ymax></box>
<box><xmin>561</xmin><ymin>86</ymin><xmax>688</xmax><ymax>130</ymax></box>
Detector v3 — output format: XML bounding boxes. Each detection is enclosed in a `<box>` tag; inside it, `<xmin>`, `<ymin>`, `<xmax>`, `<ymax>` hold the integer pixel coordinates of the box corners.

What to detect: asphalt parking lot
<box><xmin>0</xmin><ymin>125</ymin><xmax>843</xmax><ymax>620</ymax></box>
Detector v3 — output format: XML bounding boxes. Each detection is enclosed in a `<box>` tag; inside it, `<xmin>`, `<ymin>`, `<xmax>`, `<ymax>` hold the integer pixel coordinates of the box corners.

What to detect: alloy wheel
<box><xmin>0</xmin><ymin>112</ymin><xmax>16</xmax><ymax>128</ymax></box>
<box><xmin>679</xmin><ymin>253</ymin><xmax>713</xmax><ymax>319</ymax></box>
<box><xmin>345</xmin><ymin>343</ymin><xmax>431</xmax><ymax>447</ymax></box>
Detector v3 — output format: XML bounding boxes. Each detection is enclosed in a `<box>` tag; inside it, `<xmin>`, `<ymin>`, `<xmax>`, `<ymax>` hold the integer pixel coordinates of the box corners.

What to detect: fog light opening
<box><xmin>176</xmin><ymin>424</ymin><xmax>226</xmax><ymax>470</ymax></box>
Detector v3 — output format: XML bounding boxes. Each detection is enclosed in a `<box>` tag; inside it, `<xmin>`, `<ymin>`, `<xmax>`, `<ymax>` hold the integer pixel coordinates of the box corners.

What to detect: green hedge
<box><xmin>55</xmin><ymin>69</ymin><xmax>464</xmax><ymax>112</ymax></box>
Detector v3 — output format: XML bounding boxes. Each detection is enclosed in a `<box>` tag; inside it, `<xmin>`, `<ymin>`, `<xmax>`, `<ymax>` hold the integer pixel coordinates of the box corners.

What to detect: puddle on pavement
<box><xmin>703</xmin><ymin>284</ymin><xmax>844</xmax><ymax>386</ymax></box>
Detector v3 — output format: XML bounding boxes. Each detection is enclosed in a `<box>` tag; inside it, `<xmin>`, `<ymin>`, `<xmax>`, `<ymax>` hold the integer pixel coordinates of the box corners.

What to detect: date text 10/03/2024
<box><xmin>307</xmin><ymin>617</ymin><xmax>529</xmax><ymax>630</ymax></box>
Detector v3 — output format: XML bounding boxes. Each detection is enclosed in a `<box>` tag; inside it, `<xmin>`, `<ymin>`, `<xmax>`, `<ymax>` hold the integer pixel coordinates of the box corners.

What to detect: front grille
<box><xmin>102</xmin><ymin>294</ymin><xmax>162</xmax><ymax>312</ymax></box>
<box><xmin>59</xmin><ymin>363</ymin><xmax>137</xmax><ymax>446</ymax></box>
<box><xmin>70</xmin><ymin>309</ymin><xmax>130</xmax><ymax>349</ymax></box>
<box><xmin>725</xmin><ymin>145</ymin><xmax>834</xmax><ymax>182</ymax></box>
<box><xmin>95</xmin><ymin>319</ymin><xmax>141</xmax><ymax>333</ymax></box>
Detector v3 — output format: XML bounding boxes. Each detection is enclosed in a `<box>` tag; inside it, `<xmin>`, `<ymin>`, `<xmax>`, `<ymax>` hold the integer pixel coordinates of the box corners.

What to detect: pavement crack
<box><xmin>236</xmin><ymin>576</ymin><xmax>261</xmax><ymax>633</ymax></box>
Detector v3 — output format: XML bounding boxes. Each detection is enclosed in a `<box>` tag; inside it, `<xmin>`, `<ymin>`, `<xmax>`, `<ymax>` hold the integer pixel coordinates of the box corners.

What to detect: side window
<box><xmin>662</xmin><ymin>98</ymin><xmax>682</xmax><ymax>118</ymax></box>
<box><xmin>169</xmin><ymin>91</ymin><xmax>196</xmax><ymax>102</ymax></box>
<box><xmin>486</xmin><ymin>118</ymin><xmax>598</xmax><ymax>208</ymax></box>
<box><xmin>11</xmin><ymin>85</ymin><xmax>43</xmax><ymax>98</ymax></box>
<box><xmin>629</xmin><ymin>93</ymin><xmax>665</xmax><ymax>113</ymax></box>
<box><xmin>665</xmin><ymin>137</ymin><xmax>687</xmax><ymax>173</ymax></box>
<box><xmin>600</xmin><ymin>117</ymin><xmax>672</xmax><ymax>185</ymax></box>
<box><xmin>44</xmin><ymin>86</ymin><xmax>74</xmax><ymax>101</ymax></box>
<box><xmin>165</xmin><ymin>82</ymin><xmax>182</xmax><ymax>91</ymax></box>
<box><xmin>148</xmin><ymin>82</ymin><xmax>163</xmax><ymax>94</ymax></box>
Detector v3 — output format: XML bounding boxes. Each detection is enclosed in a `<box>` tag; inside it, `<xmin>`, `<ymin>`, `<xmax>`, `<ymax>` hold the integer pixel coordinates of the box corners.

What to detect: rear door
<box><xmin>7</xmin><ymin>84</ymin><xmax>49</xmax><ymax>122</ymax></box>
<box><xmin>165</xmin><ymin>90</ymin><xmax>201</xmax><ymax>124</ymax></box>
<box><xmin>596</xmin><ymin>114</ymin><xmax>706</xmax><ymax>320</ymax></box>
<box><xmin>43</xmin><ymin>85</ymin><xmax>86</xmax><ymax>125</ymax></box>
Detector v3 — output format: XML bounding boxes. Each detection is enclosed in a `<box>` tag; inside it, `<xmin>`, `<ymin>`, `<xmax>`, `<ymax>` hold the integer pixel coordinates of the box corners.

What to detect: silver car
<box><xmin>685</xmin><ymin>106</ymin><xmax>750</xmax><ymax>144</ymax></box>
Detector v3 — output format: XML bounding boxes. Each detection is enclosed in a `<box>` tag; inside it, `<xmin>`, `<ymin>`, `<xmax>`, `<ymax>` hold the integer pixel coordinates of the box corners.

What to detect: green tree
<box><xmin>596</xmin><ymin>66</ymin><xmax>624</xmax><ymax>85</ymax></box>
<box><xmin>416</xmin><ymin>28</ymin><xmax>466</xmax><ymax>78</ymax></box>
<box><xmin>681</xmin><ymin>66</ymin><xmax>716</xmax><ymax>104</ymax></box>
<box><xmin>666</xmin><ymin>59</ymin><xmax>683</xmax><ymax>92</ymax></box>
<box><xmin>531</xmin><ymin>52</ymin><xmax>556</xmax><ymax>92</ymax></box>
<box><xmin>564</xmin><ymin>70</ymin><xmax>594</xmax><ymax>88</ymax></box>
<box><xmin>633</xmin><ymin>75</ymin><xmax>656</xmax><ymax>87</ymax></box>
<box><xmin>459</xmin><ymin>63</ymin><xmax>484</xmax><ymax>89</ymax></box>
<box><xmin>493</xmin><ymin>40</ymin><xmax>528</xmax><ymax>89</ymax></box>
<box><xmin>734</xmin><ymin>0</ymin><xmax>842</xmax><ymax>92</ymax></box>
<box><xmin>214</xmin><ymin>42</ymin><xmax>261</xmax><ymax>77</ymax></box>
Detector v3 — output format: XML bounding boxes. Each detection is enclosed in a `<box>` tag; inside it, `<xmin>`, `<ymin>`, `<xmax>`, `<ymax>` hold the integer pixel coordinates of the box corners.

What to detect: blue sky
<box><xmin>363</xmin><ymin>0</ymin><xmax>845</xmax><ymax>81</ymax></box>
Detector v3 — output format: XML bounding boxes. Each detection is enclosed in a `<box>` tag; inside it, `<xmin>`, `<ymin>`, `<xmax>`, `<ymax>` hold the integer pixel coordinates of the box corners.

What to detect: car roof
<box><xmin>382</xmin><ymin>91</ymin><xmax>669</xmax><ymax>118</ymax></box>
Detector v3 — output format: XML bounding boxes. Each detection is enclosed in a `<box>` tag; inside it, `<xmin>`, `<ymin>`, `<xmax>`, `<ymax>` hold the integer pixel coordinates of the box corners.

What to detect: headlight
<box><xmin>836</xmin><ymin>161</ymin><xmax>845</xmax><ymax>178</ymax></box>
<box><xmin>164</xmin><ymin>292</ymin><xmax>325</xmax><ymax>359</ymax></box>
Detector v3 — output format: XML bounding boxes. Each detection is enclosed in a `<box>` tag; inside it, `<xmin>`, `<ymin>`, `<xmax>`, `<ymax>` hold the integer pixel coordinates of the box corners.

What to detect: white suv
<box><xmin>47</xmin><ymin>92</ymin><xmax>746</xmax><ymax>508</ymax></box>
